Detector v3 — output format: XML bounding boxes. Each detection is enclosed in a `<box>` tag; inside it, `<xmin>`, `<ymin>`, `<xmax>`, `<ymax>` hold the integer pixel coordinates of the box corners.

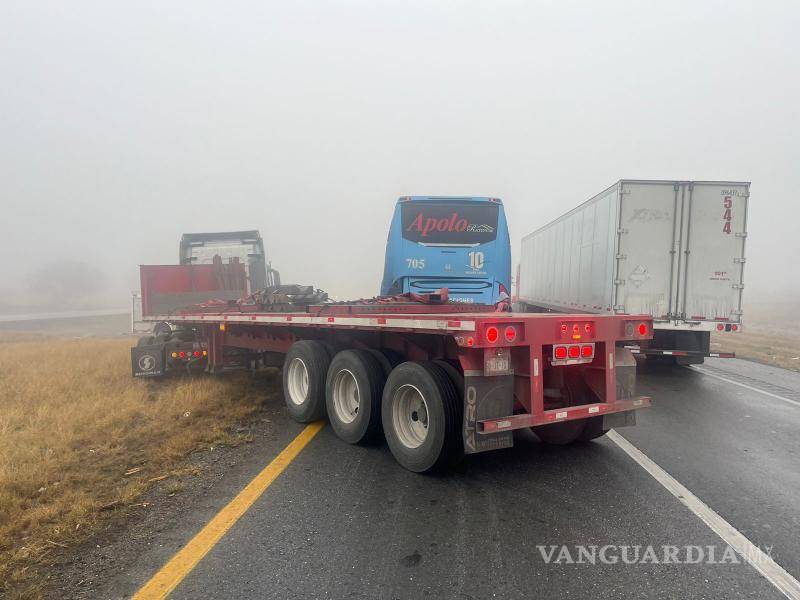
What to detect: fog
<box><xmin>1</xmin><ymin>1</ymin><xmax>798</xmax><ymax>312</ymax></box>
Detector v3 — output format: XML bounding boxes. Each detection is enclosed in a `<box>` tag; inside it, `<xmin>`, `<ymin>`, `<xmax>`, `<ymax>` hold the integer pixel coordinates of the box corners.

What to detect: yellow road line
<box><xmin>133</xmin><ymin>421</ymin><xmax>325</xmax><ymax>600</ymax></box>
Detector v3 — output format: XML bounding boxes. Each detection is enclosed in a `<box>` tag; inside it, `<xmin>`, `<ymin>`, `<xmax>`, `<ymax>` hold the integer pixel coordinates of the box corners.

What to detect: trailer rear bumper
<box><xmin>478</xmin><ymin>396</ymin><xmax>650</xmax><ymax>433</ymax></box>
<box><xmin>625</xmin><ymin>346</ymin><xmax>735</xmax><ymax>359</ymax></box>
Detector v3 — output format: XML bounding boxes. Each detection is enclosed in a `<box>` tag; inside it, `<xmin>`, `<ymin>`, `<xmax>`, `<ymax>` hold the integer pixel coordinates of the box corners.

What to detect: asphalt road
<box><xmin>105</xmin><ymin>358</ymin><xmax>799</xmax><ymax>600</ymax></box>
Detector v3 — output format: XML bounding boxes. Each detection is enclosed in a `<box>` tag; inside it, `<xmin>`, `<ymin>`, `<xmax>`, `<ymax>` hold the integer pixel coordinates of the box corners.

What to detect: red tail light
<box><xmin>466</xmin><ymin>336</ymin><xmax>475</xmax><ymax>347</ymax></box>
<box><xmin>638</xmin><ymin>322</ymin><xmax>648</xmax><ymax>336</ymax></box>
<box><xmin>179</xmin><ymin>351</ymin><xmax>186</xmax><ymax>358</ymax></box>
<box><xmin>581</xmin><ymin>344</ymin><xmax>593</xmax><ymax>358</ymax></box>
<box><xmin>554</xmin><ymin>345</ymin><xmax>568</xmax><ymax>360</ymax></box>
<box><xmin>568</xmin><ymin>345</ymin><xmax>580</xmax><ymax>358</ymax></box>
<box><xmin>716</xmin><ymin>323</ymin><xmax>724</xmax><ymax>331</ymax></box>
<box><xmin>486</xmin><ymin>326</ymin><xmax>499</xmax><ymax>343</ymax></box>
<box><xmin>194</xmin><ymin>351</ymin><xmax>200</xmax><ymax>357</ymax></box>
<box><xmin>504</xmin><ymin>326</ymin><xmax>516</xmax><ymax>342</ymax></box>
<box><xmin>731</xmin><ymin>324</ymin><xmax>738</xmax><ymax>331</ymax></box>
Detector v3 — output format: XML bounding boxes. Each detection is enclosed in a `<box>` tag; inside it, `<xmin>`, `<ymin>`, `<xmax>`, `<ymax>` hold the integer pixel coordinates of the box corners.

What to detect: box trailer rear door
<box><xmin>676</xmin><ymin>182</ymin><xmax>749</xmax><ymax>323</ymax></box>
<box><xmin>616</xmin><ymin>181</ymin><xmax>680</xmax><ymax>318</ymax></box>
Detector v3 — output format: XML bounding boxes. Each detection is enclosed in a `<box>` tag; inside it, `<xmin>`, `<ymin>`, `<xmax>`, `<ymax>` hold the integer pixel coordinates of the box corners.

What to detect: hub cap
<box><xmin>286</xmin><ymin>358</ymin><xmax>309</xmax><ymax>405</ymax></box>
<box><xmin>392</xmin><ymin>384</ymin><xmax>429</xmax><ymax>448</ymax></box>
<box><xmin>332</xmin><ymin>368</ymin><xmax>360</xmax><ymax>424</ymax></box>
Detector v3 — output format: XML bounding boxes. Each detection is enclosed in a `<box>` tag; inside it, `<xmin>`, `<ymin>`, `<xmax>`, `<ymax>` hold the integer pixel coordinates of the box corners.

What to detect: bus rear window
<box><xmin>401</xmin><ymin>203</ymin><xmax>499</xmax><ymax>245</ymax></box>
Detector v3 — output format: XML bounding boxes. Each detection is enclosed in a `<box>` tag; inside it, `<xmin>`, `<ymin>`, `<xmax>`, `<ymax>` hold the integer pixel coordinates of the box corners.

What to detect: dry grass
<box><xmin>0</xmin><ymin>335</ymin><xmax>275</xmax><ymax>598</ymax></box>
<box><xmin>712</xmin><ymin>330</ymin><xmax>800</xmax><ymax>371</ymax></box>
<box><xmin>708</xmin><ymin>300</ymin><xmax>800</xmax><ymax>371</ymax></box>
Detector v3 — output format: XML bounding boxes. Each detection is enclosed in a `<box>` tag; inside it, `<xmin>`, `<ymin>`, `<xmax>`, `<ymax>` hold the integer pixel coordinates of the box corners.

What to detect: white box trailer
<box><xmin>517</xmin><ymin>180</ymin><xmax>749</xmax><ymax>364</ymax></box>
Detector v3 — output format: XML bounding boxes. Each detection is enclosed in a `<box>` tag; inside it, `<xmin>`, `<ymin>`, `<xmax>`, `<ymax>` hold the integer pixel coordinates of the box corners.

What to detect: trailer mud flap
<box><xmin>131</xmin><ymin>345</ymin><xmax>165</xmax><ymax>377</ymax></box>
<box><xmin>463</xmin><ymin>374</ymin><xmax>514</xmax><ymax>454</ymax></box>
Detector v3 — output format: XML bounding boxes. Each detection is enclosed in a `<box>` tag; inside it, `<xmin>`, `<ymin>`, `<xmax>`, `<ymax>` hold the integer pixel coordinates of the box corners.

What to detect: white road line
<box><xmin>689</xmin><ymin>366</ymin><xmax>800</xmax><ymax>408</ymax></box>
<box><xmin>608</xmin><ymin>430</ymin><xmax>800</xmax><ymax>600</ymax></box>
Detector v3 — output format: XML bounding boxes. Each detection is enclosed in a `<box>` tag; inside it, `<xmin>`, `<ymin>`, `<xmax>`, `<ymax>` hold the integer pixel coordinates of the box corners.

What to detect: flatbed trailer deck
<box><xmin>133</xmin><ymin>290</ymin><xmax>653</xmax><ymax>471</ymax></box>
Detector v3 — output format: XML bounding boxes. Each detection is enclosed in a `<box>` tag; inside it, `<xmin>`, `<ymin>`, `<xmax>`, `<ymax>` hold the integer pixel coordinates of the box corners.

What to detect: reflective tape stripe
<box><xmin>150</xmin><ymin>313</ymin><xmax>477</xmax><ymax>332</ymax></box>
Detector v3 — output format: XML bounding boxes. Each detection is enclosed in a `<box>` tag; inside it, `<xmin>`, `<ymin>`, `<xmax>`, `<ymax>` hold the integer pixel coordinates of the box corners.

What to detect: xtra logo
<box><xmin>406</xmin><ymin>212</ymin><xmax>495</xmax><ymax>238</ymax></box>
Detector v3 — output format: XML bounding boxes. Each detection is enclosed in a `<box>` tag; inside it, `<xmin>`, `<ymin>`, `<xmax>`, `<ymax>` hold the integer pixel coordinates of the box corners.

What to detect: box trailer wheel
<box><xmin>282</xmin><ymin>341</ymin><xmax>331</xmax><ymax>423</ymax></box>
<box><xmin>381</xmin><ymin>361</ymin><xmax>463</xmax><ymax>473</ymax></box>
<box><xmin>325</xmin><ymin>350</ymin><xmax>386</xmax><ymax>444</ymax></box>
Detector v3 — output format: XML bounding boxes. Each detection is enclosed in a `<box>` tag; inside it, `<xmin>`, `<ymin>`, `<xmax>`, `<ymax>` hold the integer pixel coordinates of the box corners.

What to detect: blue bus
<box><xmin>380</xmin><ymin>196</ymin><xmax>512</xmax><ymax>305</ymax></box>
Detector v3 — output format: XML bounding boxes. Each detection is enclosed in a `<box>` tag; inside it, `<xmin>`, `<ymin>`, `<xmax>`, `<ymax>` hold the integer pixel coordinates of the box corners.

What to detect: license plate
<box><xmin>484</xmin><ymin>347</ymin><xmax>512</xmax><ymax>375</ymax></box>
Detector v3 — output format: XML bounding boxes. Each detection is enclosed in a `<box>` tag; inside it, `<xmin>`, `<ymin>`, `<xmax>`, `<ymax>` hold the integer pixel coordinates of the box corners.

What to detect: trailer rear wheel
<box><xmin>578</xmin><ymin>416</ymin><xmax>608</xmax><ymax>441</ymax></box>
<box><xmin>366</xmin><ymin>348</ymin><xmax>404</xmax><ymax>378</ymax></box>
<box><xmin>532</xmin><ymin>372</ymin><xmax>590</xmax><ymax>445</ymax></box>
<box><xmin>283</xmin><ymin>341</ymin><xmax>331</xmax><ymax>423</ymax></box>
<box><xmin>326</xmin><ymin>350</ymin><xmax>385</xmax><ymax>444</ymax></box>
<box><xmin>382</xmin><ymin>361</ymin><xmax>462</xmax><ymax>472</ymax></box>
<box><xmin>433</xmin><ymin>359</ymin><xmax>464</xmax><ymax>399</ymax></box>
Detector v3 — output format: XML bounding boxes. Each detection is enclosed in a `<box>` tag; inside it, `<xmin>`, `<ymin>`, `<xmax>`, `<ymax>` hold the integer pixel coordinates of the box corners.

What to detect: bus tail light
<box><xmin>504</xmin><ymin>326</ymin><xmax>517</xmax><ymax>342</ymax></box>
<box><xmin>485</xmin><ymin>326</ymin><xmax>499</xmax><ymax>343</ymax></box>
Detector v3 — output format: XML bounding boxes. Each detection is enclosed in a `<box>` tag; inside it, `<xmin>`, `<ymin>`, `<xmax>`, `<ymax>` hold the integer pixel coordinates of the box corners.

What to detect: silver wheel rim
<box><xmin>332</xmin><ymin>368</ymin><xmax>360</xmax><ymax>424</ymax></box>
<box><xmin>392</xmin><ymin>384</ymin><xmax>429</xmax><ymax>449</ymax></box>
<box><xmin>287</xmin><ymin>358</ymin><xmax>309</xmax><ymax>406</ymax></box>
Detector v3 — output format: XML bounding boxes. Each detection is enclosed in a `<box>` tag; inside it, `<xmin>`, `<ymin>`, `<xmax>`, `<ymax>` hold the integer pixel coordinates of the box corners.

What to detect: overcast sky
<box><xmin>1</xmin><ymin>0</ymin><xmax>797</xmax><ymax>307</ymax></box>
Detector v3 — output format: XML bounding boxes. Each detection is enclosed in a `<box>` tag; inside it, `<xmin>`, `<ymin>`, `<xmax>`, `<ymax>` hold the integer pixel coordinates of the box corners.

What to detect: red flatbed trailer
<box><xmin>132</xmin><ymin>264</ymin><xmax>653</xmax><ymax>471</ymax></box>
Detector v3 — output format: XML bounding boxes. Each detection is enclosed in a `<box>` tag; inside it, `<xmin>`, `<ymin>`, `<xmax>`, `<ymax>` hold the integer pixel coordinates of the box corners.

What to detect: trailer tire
<box><xmin>283</xmin><ymin>341</ymin><xmax>331</xmax><ymax>423</ymax></box>
<box><xmin>532</xmin><ymin>372</ymin><xmax>589</xmax><ymax>445</ymax></box>
<box><xmin>578</xmin><ymin>417</ymin><xmax>608</xmax><ymax>441</ymax></box>
<box><xmin>326</xmin><ymin>350</ymin><xmax>385</xmax><ymax>444</ymax></box>
<box><xmin>366</xmin><ymin>348</ymin><xmax>404</xmax><ymax>378</ymax></box>
<box><xmin>433</xmin><ymin>359</ymin><xmax>464</xmax><ymax>399</ymax></box>
<box><xmin>382</xmin><ymin>361</ymin><xmax>463</xmax><ymax>473</ymax></box>
<box><xmin>153</xmin><ymin>321</ymin><xmax>172</xmax><ymax>337</ymax></box>
<box><xmin>320</xmin><ymin>341</ymin><xmax>339</xmax><ymax>360</ymax></box>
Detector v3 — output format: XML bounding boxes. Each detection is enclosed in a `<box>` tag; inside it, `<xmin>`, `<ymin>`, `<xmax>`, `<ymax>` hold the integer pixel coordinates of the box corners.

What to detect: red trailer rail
<box><xmin>132</xmin><ymin>270</ymin><xmax>653</xmax><ymax>471</ymax></box>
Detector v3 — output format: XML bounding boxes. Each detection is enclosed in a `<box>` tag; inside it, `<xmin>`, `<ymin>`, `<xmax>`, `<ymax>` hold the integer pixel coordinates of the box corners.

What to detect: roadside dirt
<box><xmin>40</xmin><ymin>396</ymin><xmax>301</xmax><ymax>600</ymax></box>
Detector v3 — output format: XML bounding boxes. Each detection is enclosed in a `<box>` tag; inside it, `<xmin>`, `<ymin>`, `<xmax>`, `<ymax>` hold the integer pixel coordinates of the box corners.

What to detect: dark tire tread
<box><xmin>282</xmin><ymin>340</ymin><xmax>331</xmax><ymax>423</ymax></box>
